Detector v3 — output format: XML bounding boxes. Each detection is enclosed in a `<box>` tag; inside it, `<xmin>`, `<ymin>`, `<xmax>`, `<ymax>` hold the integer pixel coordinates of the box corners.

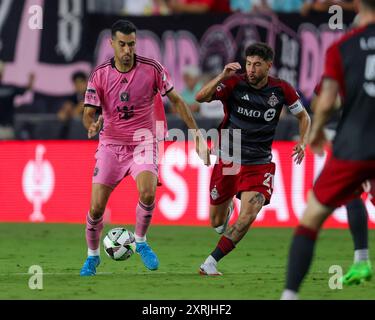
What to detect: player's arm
<box><xmin>83</xmin><ymin>106</ymin><xmax>103</xmax><ymax>139</ymax></box>
<box><xmin>166</xmin><ymin>89</ymin><xmax>211</xmax><ymax>166</ymax></box>
<box><xmin>310</xmin><ymin>90</ymin><xmax>341</xmax><ymax>113</ymax></box>
<box><xmin>195</xmin><ymin>62</ymin><xmax>241</xmax><ymax>102</ymax></box>
<box><xmin>83</xmin><ymin>71</ymin><xmax>103</xmax><ymax>139</ymax></box>
<box><xmin>292</xmin><ymin>108</ymin><xmax>311</xmax><ymax>164</ymax></box>
<box><xmin>309</xmin><ymin>78</ymin><xmax>339</xmax><ymax>155</ymax></box>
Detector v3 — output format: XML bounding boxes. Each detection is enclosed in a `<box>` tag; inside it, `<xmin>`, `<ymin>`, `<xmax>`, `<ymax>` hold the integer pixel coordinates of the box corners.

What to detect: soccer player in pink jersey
<box><xmin>80</xmin><ymin>20</ymin><xmax>210</xmax><ymax>276</ymax></box>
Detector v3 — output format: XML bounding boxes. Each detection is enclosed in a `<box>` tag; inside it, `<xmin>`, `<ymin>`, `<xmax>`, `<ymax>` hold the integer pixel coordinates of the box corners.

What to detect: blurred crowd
<box><xmin>0</xmin><ymin>0</ymin><xmax>354</xmax><ymax>141</ymax></box>
<box><xmin>0</xmin><ymin>61</ymin><xmax>307</xmax><ymax>142</ymax></box>
<box><xmin>87</xmin><ymin>0</ymin><xmax>356</xmax><ymax>15</ymax></box>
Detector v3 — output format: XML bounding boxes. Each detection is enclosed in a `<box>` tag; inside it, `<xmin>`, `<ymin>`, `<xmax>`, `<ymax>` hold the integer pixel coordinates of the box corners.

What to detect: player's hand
<box><xmin>27</xmin><ymin>73</ymin><xmax>35</xmax><ymax>90</ymax></box>
<box><xmin>309</xmin><ymin>128</ymin><xmax>327</xmax><ymax>156</ymax></box>
<box><xmin>221</xmin><ymin>62</ymin><xmax>242</xmax><ymax>79</ymax></box>
<box><xmin>292</xmin><ymin>143</ymin><xmax>306</xmax><ymax>165</ymax></box>
<box><xmin>88</xmin><ymin>115</ymin><xmax>103</xmax><ymax>139</ymax></box>
<box><xmin>195</xmin><ymin>133</ymin><xmax>211</xmax><ymax>166</ymax></box>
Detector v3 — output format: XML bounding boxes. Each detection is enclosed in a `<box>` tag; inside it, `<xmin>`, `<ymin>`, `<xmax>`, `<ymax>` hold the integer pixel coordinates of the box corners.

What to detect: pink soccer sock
<box><xmin>135</xmin><ymin>200</ymin><xmax>155</xmax><ymax>242</ymax></box>
<box><xmin>85</xmin><ymin>212</ymin><xmax>104</xmax><ymax>256</ymax></box>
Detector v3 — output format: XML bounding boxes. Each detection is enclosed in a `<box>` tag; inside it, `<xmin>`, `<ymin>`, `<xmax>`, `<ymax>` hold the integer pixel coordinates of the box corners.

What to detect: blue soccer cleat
<box><xmin>80</xmin><ymin>256</ymin><xmax>100</xmax><ymax>276</ymax></box>
<box><xmin>136</xmin><ymin>242</ymin><xmax>159</xmax><ymax>271</ymax></box>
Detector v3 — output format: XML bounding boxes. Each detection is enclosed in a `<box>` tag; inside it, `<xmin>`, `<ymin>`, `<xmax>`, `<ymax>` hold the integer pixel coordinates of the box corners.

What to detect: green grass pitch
<box><xmin>0</xmin><ymin>223</ymin><xmax>374</xmax><ymax>300</ymax></box>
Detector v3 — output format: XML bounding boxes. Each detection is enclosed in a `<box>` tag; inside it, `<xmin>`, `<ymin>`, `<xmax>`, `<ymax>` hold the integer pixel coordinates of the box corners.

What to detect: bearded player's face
<box><xmin>245</xmin><ymin>56</ymin><xmax>272</xmax><ymax>86</ymax></box>
<box><xmin>111</xmin><ymin>31</ymin><xmax>136</xmax><ymax>67</ymax></box>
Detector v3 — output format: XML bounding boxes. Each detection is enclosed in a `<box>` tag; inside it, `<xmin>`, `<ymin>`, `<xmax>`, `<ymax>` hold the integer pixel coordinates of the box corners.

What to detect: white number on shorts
<box><xmin>263</xmin><ymin>173</ymin><xmax>274</xmax><ymax>195</ymax></box>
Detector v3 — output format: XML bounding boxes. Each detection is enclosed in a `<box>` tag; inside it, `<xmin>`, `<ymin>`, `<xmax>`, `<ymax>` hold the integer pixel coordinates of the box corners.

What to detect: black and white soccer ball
<box><xmin>103</xmin><ymin>227</ymin><xmax>136</xmax><ymax>261</ymax></box>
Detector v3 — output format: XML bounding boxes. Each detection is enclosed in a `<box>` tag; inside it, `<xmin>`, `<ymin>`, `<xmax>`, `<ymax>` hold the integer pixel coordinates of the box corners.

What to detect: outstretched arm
<box><xmin>292</xmin><ymin>109</ymin><xmax>311</xmax><ymax>164</ymax></box>
<box><xmin>83</xmin><ymin>106</ymin><xmax>103</xmax><ymax>139</ymax></box>
<box><xmin>309</xmin><ymin>79</ymin><xmax>339</xmax><ymax>155</ymax></box>
<box><xmin>166</xmin><ymin>89</ymin><xmax>211</xmax><ymax>166</ymax></box>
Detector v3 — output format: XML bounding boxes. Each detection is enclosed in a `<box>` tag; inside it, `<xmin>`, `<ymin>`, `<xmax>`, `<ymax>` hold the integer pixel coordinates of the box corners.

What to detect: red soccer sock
<box><xmin>210</xmin><ymin>235</ymin><xmax>236</xmax><ymax>262</ymax></box>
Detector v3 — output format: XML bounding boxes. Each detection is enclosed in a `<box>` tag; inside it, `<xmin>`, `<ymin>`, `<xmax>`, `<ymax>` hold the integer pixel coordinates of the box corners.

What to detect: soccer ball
<box><xmin>103</xmin><ymin>227</ymin><xmax>136</xmax><ymax>261</ymax></box>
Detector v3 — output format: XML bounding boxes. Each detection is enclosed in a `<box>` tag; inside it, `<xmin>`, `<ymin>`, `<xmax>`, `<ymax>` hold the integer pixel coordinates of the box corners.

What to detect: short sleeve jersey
<box><xmin>213</xmin><ymin>74</ymin><xmax>304</xmax><ymax>164</ymax></box>
<box><xmin>84</xmin><ymin>55</ymin><xmax>173</xmax><ymax>145</ymax></box>
<box><xmin>322</xmin><ymin>23</ymin><xmax>375</xmax><ymax>160</ymax></box>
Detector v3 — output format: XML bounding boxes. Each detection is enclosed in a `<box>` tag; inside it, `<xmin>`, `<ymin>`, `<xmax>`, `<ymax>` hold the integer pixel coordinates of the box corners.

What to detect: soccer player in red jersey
<box><xmin>312</xmin><ymin>79</ymin><xmax>372</xmax><ymax>286</ymax></box>
<box><xmin>282</xmin><ymin>0</ymin><xmax>375</xmax><ymax>299</ymax></box>
<box><xmin>80</xmin><ymin>20</ymin><xmax>210</xmax><ymax>276</ymax></box>
<box><xmin>196</xmin><ymin>42</ymin><xmax>311</xmax><ymax>275</ymax></box>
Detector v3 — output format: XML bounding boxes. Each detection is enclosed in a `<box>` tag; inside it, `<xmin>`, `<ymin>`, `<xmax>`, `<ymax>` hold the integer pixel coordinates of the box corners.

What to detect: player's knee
<box><xmin>247</xmin><ymin>211</ymin><xmax>258</xmax><ymax>222</ymax></box>
<box><xmin>139</xmin><ymin>189</ymin><xmax>156</xmax><ymax>205</ymax></box>
<box><xmin>210</xmin><ymin>215</ymin><xmax>224</xmax><ymax>228</ymax></box>
<box><xmin>90</xmin><ymin>204</ymin><xmax>106</xmax><ymax>220</ymax></box>
<box><xmin>240</xmin><ymin>209</ymin><xmax>259</xmax><ymax>224</ymax></box>
<box><xmin>209</xmin><ymin>210</ymin><xmax>225</xmax><ymax>227</ymax></box>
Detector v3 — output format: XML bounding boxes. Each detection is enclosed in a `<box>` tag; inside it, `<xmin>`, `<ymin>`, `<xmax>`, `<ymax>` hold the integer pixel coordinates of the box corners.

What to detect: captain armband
<box><xmin>288</xmin><ymin>100</ymin><xmax>304</xmax><ymax>115</ymax></box>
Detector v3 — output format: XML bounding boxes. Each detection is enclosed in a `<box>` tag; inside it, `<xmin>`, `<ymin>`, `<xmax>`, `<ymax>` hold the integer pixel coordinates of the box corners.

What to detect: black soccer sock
<box><xmin>285</xmin><ymin>225</ymin><xmax>318</xmax><ymax>292</ymax></box>
<box><xmin>210</xmin><ymin>236</ymin><xmax>235</xmax><ymax>262</ymax></box>
<box><xmin>346</xmin><ymin>198</ymin><xmax>368</xmax><ymax>250</ymax></box>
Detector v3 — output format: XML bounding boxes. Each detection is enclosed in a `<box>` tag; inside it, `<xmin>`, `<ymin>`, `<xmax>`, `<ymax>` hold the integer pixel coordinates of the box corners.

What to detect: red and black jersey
<box><xmin>322</xmin><ymin>23</ymin><xmax>375</xmax><ymax>161</ymax></box>
<box><xmin>213</xmin><ymin>74</ymin><xmax>304</xmax><ymax>164</ymax></box>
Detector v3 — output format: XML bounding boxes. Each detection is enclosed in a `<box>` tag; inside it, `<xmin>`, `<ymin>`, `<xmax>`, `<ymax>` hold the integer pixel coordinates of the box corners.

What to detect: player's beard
<box><xmin>121</xmin><ymin>54</ymin><xmax>133</xmax><ymax>67</ymax></box>
<box><xmin>247</xmin><ymin>73</ymin><xmax>265</xmax><ymax>86</ymax></box>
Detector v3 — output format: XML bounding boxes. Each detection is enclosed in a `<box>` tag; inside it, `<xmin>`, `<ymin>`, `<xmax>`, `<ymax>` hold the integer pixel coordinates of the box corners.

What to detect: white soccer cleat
<box><xmin>199</xmin><ymin>263</ymin><xmax>223</xmax><ymax>276</ymax></box>
<box><xmin>214</xmin><ymin>200</ymin><xmax>234</xmax><ymax>234</ymax></box>
<box><xmin>280</xmin><ymin>289</ymin><xmax>299</xmax><ymax>300</ymax></box>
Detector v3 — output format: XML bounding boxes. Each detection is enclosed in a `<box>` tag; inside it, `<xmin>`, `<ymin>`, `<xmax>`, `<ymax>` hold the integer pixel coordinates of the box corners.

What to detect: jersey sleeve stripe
<box><xmin>136</xmin><ymin>55</ymin><xmax>163</xmax><ymax>69</ymax></box>
<box><xmin>137</xmin><ymin>56</ymin><xmax>163</xmax><ymax>73</ymax></box>
<box><xmin>161</xmin><ymin>86</ymin><xmax>174</xmax><ymax>97</ymax></box>
<box><xmin>84</xmin><ymin>104</ymin><xmax>100</xmax><ymax>109</ymax></box>
<box><xmin>88</xmin><ymin>61</ymin><xmax>111</xmax><ymax>81</ymax></box>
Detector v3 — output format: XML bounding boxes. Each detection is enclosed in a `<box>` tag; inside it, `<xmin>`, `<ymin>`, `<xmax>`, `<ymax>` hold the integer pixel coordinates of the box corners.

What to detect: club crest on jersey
<box><xmin>120</xmin><ymin>92</ymin><xmax>129</xmax><ymax>102</ymax></box>
<box><xmin>210</xmin><ymin>186</ymin><xmax>219</xmax><ymax>200</ymax></box>
<box><xmin>267</xmin><ymin>93</ymin><xmax>279</xmax><ymax>107</ymax></box>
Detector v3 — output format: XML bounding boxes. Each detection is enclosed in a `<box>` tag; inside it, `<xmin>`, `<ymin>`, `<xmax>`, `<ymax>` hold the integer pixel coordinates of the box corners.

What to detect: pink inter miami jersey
<box><xmin>84</xmin><ymin>55</ymin><xmax>173</xmax><ymax>145</ymax></box>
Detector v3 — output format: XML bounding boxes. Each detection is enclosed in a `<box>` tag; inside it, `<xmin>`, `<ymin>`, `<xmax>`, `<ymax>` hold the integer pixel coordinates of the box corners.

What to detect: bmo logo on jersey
<box><xmin>237</xmin><ymin>107</ymin><xmax>261</xmax><ymax>118</ymax></box>
<box><xmin>237</xmin><ymin>107</ymin><xmax>276</xmax><ymax>121</ymax></box>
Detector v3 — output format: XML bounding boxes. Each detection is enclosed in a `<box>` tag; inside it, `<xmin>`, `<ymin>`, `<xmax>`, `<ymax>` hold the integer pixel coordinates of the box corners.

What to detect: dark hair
<box><xmin>71</xmin><ymin>71</ymin><xmax>87</xmax><ymax>82</ymax></box>
<box><xmin>362</xmin><ymin>0</ymin><xmax>375</xmax><ymax>10</ymax></box>
<box><xmin>245</xmin><ymin>43</ymin><xmax>274</xmax><ymax>62</ymax></box>
<box><xmin>111</xmin><ymin>20</ymin><xmax>137</xmax><ymax>38</ymax></box>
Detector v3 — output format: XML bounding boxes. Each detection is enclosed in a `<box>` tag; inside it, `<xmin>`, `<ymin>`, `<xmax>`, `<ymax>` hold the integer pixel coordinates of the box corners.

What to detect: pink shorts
<box><xmin>92</xmin><ymin>143</ymin><xmax>158</xmax><ymax>189</ymax></box>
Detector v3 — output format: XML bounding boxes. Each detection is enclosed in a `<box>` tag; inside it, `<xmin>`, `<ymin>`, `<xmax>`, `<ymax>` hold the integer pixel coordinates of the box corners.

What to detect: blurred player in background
<box><xmin>312</xmin><ymin>79</ymin><xmax>372</xmax><ymax>286</ymax></box>
<box><xmin>80</xmin><ymin>20</ymin><xmax>210</xmax><ymax>276</ymax></box>
<box><xmin>57</xmin><ymin>71</ymin><xmax>88</xmax><ymax>139</ymax></box>
<box><xmin>196</xmin><ymin>42</ymin><xmax>311</xmax><ymax>275</ymax></box>
<box><xmin>0</xmin><ymin>61</ymin><xmax>34</xmax><ymax>140</ymax></box>
<box><xmin>282</xmin><ymin>0</ymin><xmax>375</xmax><ymax>299</ymax></box>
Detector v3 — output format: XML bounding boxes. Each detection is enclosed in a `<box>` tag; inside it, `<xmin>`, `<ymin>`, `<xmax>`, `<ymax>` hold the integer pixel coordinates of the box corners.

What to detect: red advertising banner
<box><xmin>1</xmin><ymin>141</ymin><xmax>374</xmax><ymax>228</ymax></box>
